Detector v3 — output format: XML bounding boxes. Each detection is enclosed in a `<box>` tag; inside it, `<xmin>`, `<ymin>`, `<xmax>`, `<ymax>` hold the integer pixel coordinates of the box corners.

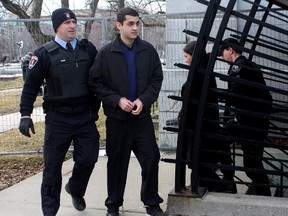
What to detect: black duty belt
<box><xmin>47</xmin><ymin>105</ymin><xmax>90</xmax><ymax>114</ymax></box>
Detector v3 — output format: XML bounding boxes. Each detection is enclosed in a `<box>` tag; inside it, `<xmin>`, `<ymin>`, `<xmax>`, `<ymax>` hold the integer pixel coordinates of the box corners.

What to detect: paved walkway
<box><xmin>0</xmin><ymin>88</ymin><xmax>287</xmax><ymax>215</ymax></box>
<box><xmin>1</xmin><ymin>151</ymin><xmax>288</xmax><ymax>216</ymax></box>
<box><xmin>0</xmin><ymin>151</ymin><xmax>177</xmax><ymax>216</ymax></box>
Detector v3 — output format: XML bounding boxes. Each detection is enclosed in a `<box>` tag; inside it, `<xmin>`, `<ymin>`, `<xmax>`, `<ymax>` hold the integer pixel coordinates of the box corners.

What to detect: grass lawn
<box><xmin>0</xmin><ymin>76</ymin><xmax>106</xmax><ymax>190</ymax></box>
<box><xmin>0</xmin><ymin>77</ymin><xmax>159</xmax><ymax>191</ymax></box>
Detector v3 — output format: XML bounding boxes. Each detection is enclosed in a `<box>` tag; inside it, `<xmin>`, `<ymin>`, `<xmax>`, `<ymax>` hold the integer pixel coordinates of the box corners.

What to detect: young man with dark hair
<box><xmin>89</xmin><ymin>7</ymin><xmax>166</xmax><ymax>216</ymax></box>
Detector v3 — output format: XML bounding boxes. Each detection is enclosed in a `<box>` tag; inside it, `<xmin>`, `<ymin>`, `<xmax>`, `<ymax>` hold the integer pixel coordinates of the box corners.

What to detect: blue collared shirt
<box><xmin>54</xmin><ymin>36</ymin><xmax>77</xmax><ymax>50</ymax></box>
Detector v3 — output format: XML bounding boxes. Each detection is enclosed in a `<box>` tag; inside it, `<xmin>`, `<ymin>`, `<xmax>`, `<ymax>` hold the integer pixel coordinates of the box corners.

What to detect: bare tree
<box><xmin>0</xmin><ymin>0</ymin><xmax>165</xmax><ymax>45</ymax></box>
<box><xmin>0</xmin><ymin>0</ymin><xmax>51</xmax><ymax>46</ymax></box>
<box><xmin>0</xmin><ymin>0</ymin><xmax>99</xmax><ymax>45</ymax></box>
<box><xmin>107</xmin><ymin>0</ymin><xmax>125</xmax><ymax>12</ymax></box>
<box><xmin>106</xmin><ymin>0</ymin><xmax>165</xmax><ymax>14</ymax></box>
<box><xmin>105</xmin><ymin>0</ymin><xmax>165</xmax><ymax>42</ymax></box>
<box><xmin>127</xmin><ymin>0</ymin><xmax>165</xmax><ymax>14</ymax></box>
<box><xmin>61</xmin><ymin>0</ymin><xmax>69</xmax><ymax>8</ymax></box>
<box><xmin>83</xmin><ymin>0</ymin><xmax>99</xmax><ymax>39</ymax></box>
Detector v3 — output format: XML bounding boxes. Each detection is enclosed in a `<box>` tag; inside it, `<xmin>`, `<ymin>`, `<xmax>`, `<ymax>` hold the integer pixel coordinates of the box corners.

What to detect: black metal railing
<box><xmin>163</xmin><ymin>0</ymin><xmax>288</xmax><ymax>198</ymax></box>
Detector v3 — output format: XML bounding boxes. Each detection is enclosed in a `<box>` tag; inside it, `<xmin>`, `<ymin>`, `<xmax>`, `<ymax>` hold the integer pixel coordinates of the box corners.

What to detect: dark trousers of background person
<box><xmin>41</xmin><ymin>110</ymin><xmax>99</xmax><ymax>216</ymax></box>
<box><xmin>22</xmin><ymin>68</ymin><xmax>27</xmax><ymax>82</ymax></box>
<box><xmin>226</xmin><ymin>122</ymin><xmax>271</xmax><ymax>196</ymax></box>
<box><xmin>241</xmin><ymin>131</ymin><xmax>271</xmax><ymax>196</ymax></box>
<box><xmin>104</xmin><ymin>115</ymin><xmax>163</xmax><ymax>213</ymax></box>
<box><xmin>199</xmin><ymin>135</ymin><xmax>234</xmax><ymax>190</ymax></box>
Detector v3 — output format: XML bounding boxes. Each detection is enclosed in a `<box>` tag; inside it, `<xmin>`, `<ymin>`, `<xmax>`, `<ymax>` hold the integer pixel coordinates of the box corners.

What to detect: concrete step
<box><xmin>166</xmin><ymin>189</ymin><xmax>288</xmax><ymax>216</ymax></box>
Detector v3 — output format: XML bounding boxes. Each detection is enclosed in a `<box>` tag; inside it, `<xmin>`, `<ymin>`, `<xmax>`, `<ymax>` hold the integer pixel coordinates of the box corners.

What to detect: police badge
<box><xmin>64</xmin><ymin>12</ymin><xmax>71</xmax><ymax>19</ymax></box>
<box><xmin>232</xmin><ymin>65</ymin><xmax>241</xmax><ymax>73</ymax></box>
<box><xmin>28</xmin><ymin>56</ymin><xmax>38</xmax><ymax>69</ymax></box>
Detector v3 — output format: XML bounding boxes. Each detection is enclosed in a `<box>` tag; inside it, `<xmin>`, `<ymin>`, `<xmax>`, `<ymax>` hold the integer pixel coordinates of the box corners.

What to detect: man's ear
<box><xmin>116</xmin><ymin>21</ymin><xmax>122</xmax><ymax>30</ymax></box>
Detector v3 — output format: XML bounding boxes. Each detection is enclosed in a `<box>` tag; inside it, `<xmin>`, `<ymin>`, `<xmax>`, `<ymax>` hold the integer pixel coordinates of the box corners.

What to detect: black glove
<box><xmin>19</xmin><ymin>117</ymin><xmax>35</xmax><ymax>137</ymax></box>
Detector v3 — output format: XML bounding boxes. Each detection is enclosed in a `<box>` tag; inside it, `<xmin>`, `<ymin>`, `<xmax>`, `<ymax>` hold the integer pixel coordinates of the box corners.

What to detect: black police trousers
<box><xmin>198</xmin><ymin>135</ymin><xmax>234</xmax><ymax>190</ymax></box>
<box><xmin>41</xmin><ymin>110</ymin><xmax>99</xmax><ymax>216</ymax></box>
<box><xmin>229</xmin><ymin>124</ymin><xmax>271</xmax><ymax>196</ymax></box>
<box><xmin>241</xmin><ymin>139</ymin><xmax>271</xmax><ymax>196</ymax></box>
<box><xmin>104</xmin><ymin>115</ymin><xmax>163</xmax><ymax>212</ymax></box>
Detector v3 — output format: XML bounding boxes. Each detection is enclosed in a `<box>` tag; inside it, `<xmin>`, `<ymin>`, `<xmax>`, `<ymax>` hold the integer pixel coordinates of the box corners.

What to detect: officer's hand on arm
<box><xmin>19</xmin><ymin>116</ymin><xmax>35</xmax><ymax>137</ymax></box>
<box><xmin>131</xmin><ymin>98</ymin><xmax>143</xmax><ymax>115</ymax></box>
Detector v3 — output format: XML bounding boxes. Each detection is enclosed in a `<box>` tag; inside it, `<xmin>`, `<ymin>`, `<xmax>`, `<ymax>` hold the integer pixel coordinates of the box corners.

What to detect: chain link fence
<box><xmin>0</xmin><ymin>12</ymin><xmax>168</xmax><ymax>155</ymax></box>
<box><xmin>1</xmin><ymin>9</ymin><xmax>287</xmax><ymax>156</ymax></box>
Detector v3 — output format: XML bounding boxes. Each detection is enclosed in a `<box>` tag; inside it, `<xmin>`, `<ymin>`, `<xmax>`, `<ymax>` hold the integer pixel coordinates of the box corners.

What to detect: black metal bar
<box><xmin>188</xmin><ymin>0</ymin><xmax>224</xmax><ymax>195</ymax></box>
<box><xmin>223</xmin><ymin>3</ymin><xmax>288</xmax><ymax>36</ymax></box>
<box><xmin>163</xmin><ymin>126</ymin><xmax>179</xmax><ymax>133</ymax></box>
<box><xmin>244</xmin><ymin>0</ymin><xmax>288</xmax><ymax>20</ymax></box>
<box><xmin>171</xmin><ymin>0</ymin><xmax>288</xmax><ymax>198</ymax></box>
<box><xmin>186</xmin><ymin>26</ymin><xmax>288</xmax><ymax>67</ymax></box>
<box><xmin>239</xmin><ymin>0</ymin><xmax>261</xmax><ymax>46</ymax></box>
<box><xmin>230</xmin><ymin>30</ymin><xmax>288</xmax><ymax>51</ymax></box>
<box><xmin>167</xmin><ymin>95</ymin><xmax>182</xmax><ymax>101</ymax></box>
<box><xmin>175</xmin><ymin>0</ymin><xmax>223</xmax><ymax>195</ymax></box>
<box><xmin>246</xmin><ymin>1</ymin><xmax>273</xmax><ymax>61</ymax></box>
<box><xmin>266</xmin><ymin>0</ymin><xmax>288</xmax><ymax>10</ymax></box>
<box><xmin>174</xmin><ymin>62</ymin><xmax>190</xmax><ymax>70</ymax></box>
<box><xmin>161</xmin><ymin>158</ymin><xmax>176</xmax><ymax>163</ymax></box>
<box><xmin>214</xmin><ymin>71</ymin><xmax>288</xmax><ymax>96</ymax></box>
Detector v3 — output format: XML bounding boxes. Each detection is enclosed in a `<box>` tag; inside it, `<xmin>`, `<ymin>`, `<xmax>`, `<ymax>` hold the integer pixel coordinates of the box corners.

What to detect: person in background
<box><xmin>88</xmin><ymin>7</ymin><xmax>166</xmax><ymax>216</ymax></box>
<box><xmin>21</xmin><ymin>52</ymin><xmax>33</xmax><ymax>81</ymax></box>
<box><xmin>181</xmin><ymin>41</ymin><xmax>236</xmax><ymax>193</ymax></box>
<box><xmin>19</xmin><ymin>8</ymin><xmax>100</xmax><ymax>215</ymax></box>
<box><xmin>218</xmin><ymin>37</ymin><xmax>272</xmax><ymax>196</ymax></box>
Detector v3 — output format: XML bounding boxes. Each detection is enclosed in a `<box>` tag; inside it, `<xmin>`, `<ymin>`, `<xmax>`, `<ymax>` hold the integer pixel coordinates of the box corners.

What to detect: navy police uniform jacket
<box><xmin>20</xmin><ymin>39</ymin><xmax>98</xmax><ymax>116</ymax></box>
<box><xmin>227</xmin><ymin>55</ymin><xmax>272</xmax><ymax>132</ymax></box>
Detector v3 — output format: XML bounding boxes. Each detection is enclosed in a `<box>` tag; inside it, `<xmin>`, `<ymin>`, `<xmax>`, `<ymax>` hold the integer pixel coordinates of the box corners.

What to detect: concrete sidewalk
<box><xmin>1</xmin><ymin>151</ymin><xmax>288</xmax><ymax>216</ymax></box>
<box><xmin>0</xmin><ymin>151</ymin><xmax>177</xmax><ymax>216</ymax></box>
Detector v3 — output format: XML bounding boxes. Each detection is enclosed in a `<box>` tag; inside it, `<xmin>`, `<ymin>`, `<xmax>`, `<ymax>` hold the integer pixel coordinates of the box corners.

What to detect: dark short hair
<box><xmin>217</xmin><ymin>37</ymin><xmax>242</xmax><ymax>56</ymax></box>
<box><xmin>117</xmin><ymin>7</ymin><xmax>139</xmax><ymax>24</ymax></box>
<box><xmin>183</xmin><ymin>41</ymin><xmax>197</xmax><ymax>55</ymax></box>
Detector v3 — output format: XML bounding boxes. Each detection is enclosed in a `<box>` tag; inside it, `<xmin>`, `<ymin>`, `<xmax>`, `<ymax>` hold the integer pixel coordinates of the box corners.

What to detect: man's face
<box><xmin>56</xmin><ymin>18</ymin><xmax>77</xmax><ymax>41</ymax></box>
<box><xmin>117</xmin><ymin>15</ymin><xmax>140</xmax><ymax>41</ymax></box>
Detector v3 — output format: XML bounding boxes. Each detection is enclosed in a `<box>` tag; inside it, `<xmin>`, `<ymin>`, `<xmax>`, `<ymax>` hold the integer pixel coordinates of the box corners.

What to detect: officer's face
<box><xmin>117</xmin><ymin>15</ymin><xmax>140</xmax><ymax>43</ymax></box>
<box><xmin>56</xmin><ymin>18</ymin><xmax>77</xmax><ymax>42</ymax></box>
<box><xmin>221</xmin><ymin>47</ymin><xmax>233</xmax><ymax>62</ymax></box>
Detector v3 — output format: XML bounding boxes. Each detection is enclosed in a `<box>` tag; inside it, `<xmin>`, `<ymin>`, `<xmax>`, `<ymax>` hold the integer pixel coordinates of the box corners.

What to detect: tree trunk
<box><xmin>61</xmin><ymin>0</ymin><xmax>69</xmax><ymax>8</ymax></box>
<box><xmin>83</xmin><ymin>0</ymin><xmax>99</xmax><ymax>39</ymax></box>
<box><xmin>0</xmin><ymin>0</ymin><xmax>52</xmax><ymax>46</ymax></box>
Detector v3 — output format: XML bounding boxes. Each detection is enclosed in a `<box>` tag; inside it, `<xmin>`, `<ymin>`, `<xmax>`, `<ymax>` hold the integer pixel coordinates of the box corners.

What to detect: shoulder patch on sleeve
<box><xmin>232</xmin><ymin>65</ymin><xmax>241</xmax><ymax>73</ymax></box>
<box><xmin>28</xmin><ymin>56</ymin><xmax>38</xmax><ymax>69</ymax></box>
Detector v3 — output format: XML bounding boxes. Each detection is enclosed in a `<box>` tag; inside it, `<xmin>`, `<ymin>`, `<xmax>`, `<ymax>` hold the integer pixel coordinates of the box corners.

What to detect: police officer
<box><xmin>19</xmin><ymin>8</ymin><xmax>100</xmax><ymax>215</ymax></box>
<box><xmin>218</xmin><ymin>38</ymin><xmax>272</xmax><ymax>196</ymax></box>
